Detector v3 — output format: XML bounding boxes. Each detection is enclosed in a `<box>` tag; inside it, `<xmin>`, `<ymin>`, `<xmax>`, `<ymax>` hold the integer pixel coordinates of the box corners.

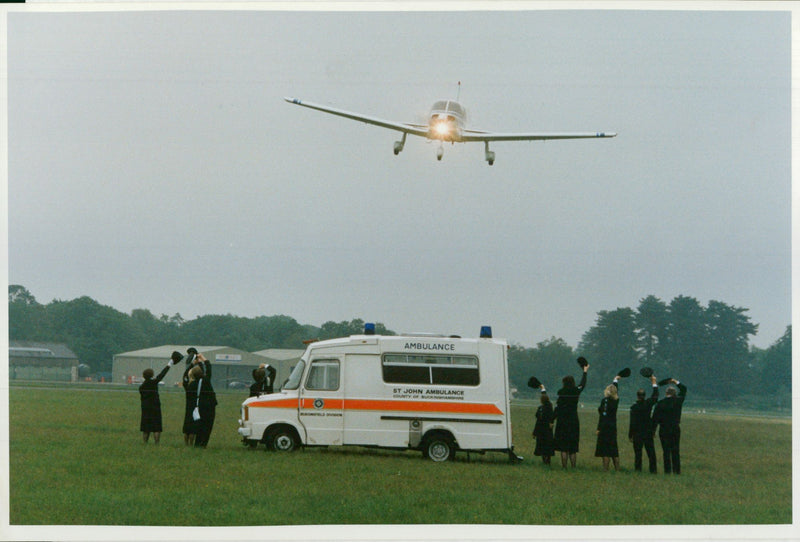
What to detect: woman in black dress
<box><xmin>532</xmin><ymin>385</ymin><xmax>555</xmax><ymax>465</ymax></box>
<box><xmin>139</xmin><ymin>352</ymin><xmax>180</xmax><ymax>444</ymax></box>
<box><xmin>553</xmin><ymin>360</ymin><xmax>589</xmax><ymax>468</ymax></box>
<box><xmin>595</xmin><ymin>380</ymin><xmax>620</xmax><ymax>471</ymax></box>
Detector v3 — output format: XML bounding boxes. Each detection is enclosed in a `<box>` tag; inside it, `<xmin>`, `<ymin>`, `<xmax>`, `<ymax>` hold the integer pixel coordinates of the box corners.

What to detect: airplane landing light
<box><xmin>434</xmin><ymin>122</ymin><xmax>451</xmax><ymax>137</ymax></box>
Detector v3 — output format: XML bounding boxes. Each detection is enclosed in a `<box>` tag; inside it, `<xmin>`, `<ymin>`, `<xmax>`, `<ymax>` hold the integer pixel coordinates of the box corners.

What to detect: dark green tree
<box><xmin>251</xmin><ymin>315</ymin><xmax>310</xmax><ymax>349</ymax></box>
<box><xmin>702</xmin><ymin>300</ymin><xmax>758</xmax><ymax>395</ymax></box>
<box><xmin>130</xmin><ymin>308</ymin><xmax>176</xmax><ymax>346</ymax></box>
<box><xmin>662</xmin><ymin>296</ymin><xmax>707</xmax><ymax>381</ymax></box>
<box><xmin>45</xmin><ymin>296</ymin><xmax>142</xmax><ymax>372</ymax></box>
<box><xmin>9</xmin><ymin>284</ymin><xmax>38</xmax><ymax>305</ymax></box>
<box><xmin>757</xmin><ymin>325</ymin><xmax>791</xmax><ymax>408</ymax></box>
<box><xmin>508</xmin><ymin>337</ymin><xmax>575</xmax><ymax>398</ymax></box>
<box><xmin>319</xmin><ymin>319</ymin><xmax>394</xmax><ymax>339</ymax></box>
<box><xmin>635</xmin><ymin>295</ymin><xmax>669</xmax><ymax>366</ymax></box>
<box><xmin>578</xmin><ymin>307</ymin><xmax>640</xmax><ymax>388</ymax></box>
<box><xmin>8</xmin><ymin>285</ymin><xmax>47</xmax><ymax>340</ymax></box>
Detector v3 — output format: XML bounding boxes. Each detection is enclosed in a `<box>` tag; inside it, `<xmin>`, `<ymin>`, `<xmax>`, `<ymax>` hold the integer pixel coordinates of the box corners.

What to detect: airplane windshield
<box><xmin>431</xmin><ymin>101</ymin><xmax>465</xmax><ymax>118</ymax></box>
<box><xmin>448</xmin><ymin>102</ymin><xmax>465</xmax><ymax>117</ymax></box>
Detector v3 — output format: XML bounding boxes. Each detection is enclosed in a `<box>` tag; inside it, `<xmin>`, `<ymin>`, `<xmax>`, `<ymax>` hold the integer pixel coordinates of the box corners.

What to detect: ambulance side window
<box><xmin>305</xmin><ymin>359</ymin><xmax>340</xmax><ymax>391</ymax></box>
<box><xmin>382</xmin><ymin>354</ymin><xmax>479</xmax><ymax>386</ymax></box>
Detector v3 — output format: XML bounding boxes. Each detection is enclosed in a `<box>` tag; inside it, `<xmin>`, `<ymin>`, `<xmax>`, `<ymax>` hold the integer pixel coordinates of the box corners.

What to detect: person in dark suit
<box><xmin>181</xmin><ymin>348</ymin><xmax>202</xmax><ymax>446</ymax></box>
<box><xmin>553</xmin><ymin>360</ymin><xmax>589</xmax><ymax>468</ymax></box>
<box><xmin>249</xmin><ymin>363</ymin><xmax>277</xmax><ymax>397</ymax></box>
<box><xmin>532</xmin><ymin>383</ymin><xmax>555</xmax><ymax>465</ymax></box>
<box><xmin>139</xmin><ymin>351</ymin><xmax>181</xmax><ymax>444</ymax></box>
<box><xmin>594</xmin><ymin>378</ymin><xmax>621</xmax><ymax>471</ymax></box>
<box><xmin>190</xmin><ymin>353</ymin><xmax>218</xmax><ymax>448</ymax></box>
<box><xmin>628</xmin><ymin>374</ymin><xmax>659</xmax><ymax>473</ymax></box>
<box><xmin>249</xmin><ymin>367</ymin><xmax>265</xmax><ymax>397</ymax></box>
<box><xmin>652</xmin><ymin>378</ymin><xmax>687</xmax><ymax>474</ymax></box>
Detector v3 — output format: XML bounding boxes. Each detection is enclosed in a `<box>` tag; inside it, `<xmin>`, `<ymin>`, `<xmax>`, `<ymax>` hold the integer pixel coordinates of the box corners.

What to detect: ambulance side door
<box><xmin>298</xmin><ymin>357</ymin><xmax>344</xmax><ymax>445</ymax></box>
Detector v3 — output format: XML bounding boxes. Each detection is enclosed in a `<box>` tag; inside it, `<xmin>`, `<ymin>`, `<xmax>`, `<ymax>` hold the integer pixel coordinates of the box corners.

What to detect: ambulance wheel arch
<box><xmin>421</xmin><ymin>430</ymin><xmax>456</xmax><ymax>462</ymax></box>
<box><xmin>264</xmin><ymin>424</ymin><xmax>302</xmax><ymax>452</ymax></box>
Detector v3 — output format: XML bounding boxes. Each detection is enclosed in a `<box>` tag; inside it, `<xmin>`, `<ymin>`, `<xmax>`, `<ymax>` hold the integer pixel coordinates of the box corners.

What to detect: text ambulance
<box><xmin>238</xmin><ymin>325</ymin><xmax>520</xmax><ymax>462</ymax></box>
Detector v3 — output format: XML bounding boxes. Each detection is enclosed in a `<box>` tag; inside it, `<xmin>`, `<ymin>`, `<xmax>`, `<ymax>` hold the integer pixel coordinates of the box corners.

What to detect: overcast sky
<box><xmin>6</xmin><ymin>4</ymin><xmax>791</xmax><ymax>349</ymax></box>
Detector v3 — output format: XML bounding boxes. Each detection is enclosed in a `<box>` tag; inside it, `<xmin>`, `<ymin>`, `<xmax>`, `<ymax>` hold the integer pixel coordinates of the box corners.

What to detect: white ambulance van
<box><xmin>238</xmin><ymin>324</ymin><xmax>520</xmax><ymax>462</ymax></box>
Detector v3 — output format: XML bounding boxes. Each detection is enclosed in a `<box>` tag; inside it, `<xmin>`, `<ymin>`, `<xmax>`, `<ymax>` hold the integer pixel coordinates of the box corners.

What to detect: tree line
<box><xmin>508</xmin><ymin>295</ymin><xmax>790</xmax><ymax>408</ymax></box>
<box><xmin>8</xmin><ymin>285</ymin><xmax>391</xmax><ymax>374</ymax></box>
<box><xmin>9</xmin><ymin>286</ymin><xmax>790</xmax><ymax>408</ymax></box>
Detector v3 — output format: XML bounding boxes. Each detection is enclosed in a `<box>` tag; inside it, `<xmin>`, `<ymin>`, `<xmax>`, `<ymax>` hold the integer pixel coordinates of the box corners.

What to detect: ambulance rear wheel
<box><xmin>267</xmin><ymin>426</ymin><xmax>298</xmax><ymax>452</ymax></box>
<box><xmin>423</xmin><ymin>433</ymin><xmax>455</xmax><ymax>462</ymax></box>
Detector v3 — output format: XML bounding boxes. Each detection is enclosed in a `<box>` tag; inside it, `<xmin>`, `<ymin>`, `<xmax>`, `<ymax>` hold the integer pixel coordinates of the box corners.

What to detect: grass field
<box><xmin>7</xmin><ymin>384</ymin><xmax>793</xmax><ymax>528</ymax></box>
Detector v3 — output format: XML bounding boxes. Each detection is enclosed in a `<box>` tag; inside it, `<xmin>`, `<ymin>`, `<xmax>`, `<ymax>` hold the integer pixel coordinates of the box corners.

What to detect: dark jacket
<box><xmin>553</xmin><ymin>371</ymin><xmax>587</xmax><ymax>452</ymax></box>
<box><xmin>628</xmin><ymin>385</ymin><xmax>659</xmax><ymax>439</ymax></box>
<box><xmin>139</xmin><ymin>364</ymin><xmax>170</xmax><ymax>432</ymax></box>
<box><xmin>533</xmin><ymin>400</ymin><xmax>555</xmax><ymax>457</ymax></box>
<box><xmin>533</xmin><ymin>401</ymin><xmax>555</xmax><ymax>437</ymax></box>
<box><xmin>652</xmin><ymin>382</ymin><xmax>687</xmax><ymax>437</ymax></box>
<box><xmin>139</xmin><ymin>365</ymin><xmax>170</xmax><ymax>410</ymax></box>
<box><xmin>249</xmin><ymin>366</ymin><xmax>277</xmax><ymax>397</ymax></box>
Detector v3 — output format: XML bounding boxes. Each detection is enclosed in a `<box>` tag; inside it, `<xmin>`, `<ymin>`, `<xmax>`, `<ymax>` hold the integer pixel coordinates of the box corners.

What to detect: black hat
<box><xmin>171</xmin><ymin>351</ymin><xmax>184</xmax><ymax>363</ymax></box>
<box><xmin>576</xmin><ymin>356</ymin><xmax>588</xmax><ymax>368</ymax></box>
<box><xmin>658</xmin><ymin>377</ymin><xmax>672</xmax><ymax>386</ymax></box>
<box><xmin>187</xmin><ymin>347</ymin><xmax>198</xmax><ymax>355</ymax></box>
<box><xmin>640</xmin><ymin>367</ymin><xmax>654</xmax><ymax>378</ymax></box>
<box><xmin>527</xmin><ymin>376</ymin><xmax>542</xmax><ymax>389</ymax></box>
<box><xmin>617</xmin><ymin>367</ymin><xmax>631</xmax><ymax>378</ymax></box>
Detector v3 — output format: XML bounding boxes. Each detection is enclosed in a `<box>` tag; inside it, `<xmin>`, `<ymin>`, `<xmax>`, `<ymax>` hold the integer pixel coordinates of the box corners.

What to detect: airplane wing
<box><xmin>284</xmin><ymin>97</ymin><xmax>430</xmax><ymax>138</ymax></box>
<box><xmin>461</xmin><ymin>129</ymin><xmax>616</xmax><ymax>142</ymax></box>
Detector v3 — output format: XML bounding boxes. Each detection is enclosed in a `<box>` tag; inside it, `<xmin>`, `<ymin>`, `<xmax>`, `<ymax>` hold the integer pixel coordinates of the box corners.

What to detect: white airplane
<box><xmin>284</xmin><ymin>96</ymin><xmax>616</xmax><ymax>165</ymax></box>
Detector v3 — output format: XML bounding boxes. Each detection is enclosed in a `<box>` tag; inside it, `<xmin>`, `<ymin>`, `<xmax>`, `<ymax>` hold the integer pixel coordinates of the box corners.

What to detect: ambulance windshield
<box><xmin>282</xmin><ymin>360</ymin><xmax>306</xmax><ymax>390</ymax></box>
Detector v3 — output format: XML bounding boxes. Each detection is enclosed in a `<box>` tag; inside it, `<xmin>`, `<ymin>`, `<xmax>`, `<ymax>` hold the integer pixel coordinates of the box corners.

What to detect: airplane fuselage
<box><xmin>427</xmin><ymin>100</ymin><xmax>466</xmax><ymax>142</ymax></box>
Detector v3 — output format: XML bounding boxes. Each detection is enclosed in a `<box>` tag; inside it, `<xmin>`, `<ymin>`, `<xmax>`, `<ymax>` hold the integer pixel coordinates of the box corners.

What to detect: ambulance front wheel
<box><xmin>423</xmin><ymin>432</ymin><xmax>455</xmax><ymax>462</ymax></box>
<box><xmin>266</xmin><ymin>426</ymin><xmax>299</xmax><ymax>452</ymax></box>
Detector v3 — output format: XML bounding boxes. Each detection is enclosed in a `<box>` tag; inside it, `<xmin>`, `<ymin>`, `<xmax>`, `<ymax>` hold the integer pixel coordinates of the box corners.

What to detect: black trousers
<box><xmin>659</xmin><ymin>429</ymin><xmax>681</xmax><ymax>474</ymax></box>
<box><xmin>632</xmin><ymin>435</ymin><xmax>657</xmax><ymax>473</ymax></box>
<box><xmin>194</xmin><ymin>408</ymin><xmax>216</xmax><ymax>448</ymax></box>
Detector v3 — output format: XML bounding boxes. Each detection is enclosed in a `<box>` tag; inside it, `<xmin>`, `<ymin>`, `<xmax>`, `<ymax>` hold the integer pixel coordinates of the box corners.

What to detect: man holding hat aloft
<box><xmin>250</xmin><ymin>363</ymin><xmax>277</xmax><ymax>397</ymax></box>
<box><xmin>652</xmin><ymin>377</ymin><xmax>688</xmax><ymax>474</ymax></box>
<box><xmin>628</xmin><ymin>368</ymin><xmax>659</xmax><ymax>473</ymax></box>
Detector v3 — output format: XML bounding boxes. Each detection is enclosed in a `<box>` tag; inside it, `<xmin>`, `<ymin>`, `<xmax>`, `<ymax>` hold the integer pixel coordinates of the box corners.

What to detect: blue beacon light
<box><xmin>480</xmin><ymin>326</ymin><xmax>492</xmax><ymax>338</ymax></box>
<box><xmin>364</xmin><ymin>322</ymin><xmax>376</xmax><ymax>335</ymax></box>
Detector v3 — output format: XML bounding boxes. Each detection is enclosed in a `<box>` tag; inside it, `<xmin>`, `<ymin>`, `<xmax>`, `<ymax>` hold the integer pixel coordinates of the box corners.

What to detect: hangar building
<box><xmin>112</xmin><ymin>345</ymin><xmax>304</xmax><ymax>391</ymax></box>
<box><xmin>9</xmin><ymin>341</ymin><xmax>80</xmax><ymax>382</ymax></box>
